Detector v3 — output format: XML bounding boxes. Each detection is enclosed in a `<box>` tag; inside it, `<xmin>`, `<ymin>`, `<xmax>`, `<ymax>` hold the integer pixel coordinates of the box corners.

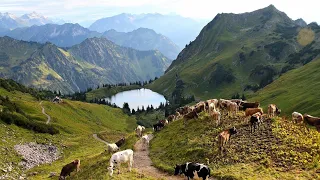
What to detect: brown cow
<box><xmin>268</xmin><ymin>104</ymin><xmax>281</xmax><ymax>118</ymax></box>
<box><xmin>195</xmin><ymin>102</ymin><xmax>206</xmax><ymax>113</ymax></box>
<box><xmin>240</xmin><ymin>102</ymin><xmax>260</xmax><ymax>111</ymax></box>
<box><xmin>245</xmin><ymin>108</ymin><xmax>263</xmax><ymax>117</ymax></box>
<box><xmin>184</xmin><ymin>109</ymin><xmax>199</xmax><ymax>120</ymax></box>
<box><xmin>218</xmin><ymin>127</ymin><xmax>237</xmax><ymax>151</ymax></box>
<box><xmin>167</xmin><ymin>114</ymin><xmax>175</xmax><ymax>122</ymax></box>
<box><xmin>59</xmin><ymin>159</ymin><xmax>80</xmax><ymax>180</ymax></box>
<box><xmin>303</xmin><ymin>114</ymin><xmax>320</xmax><ymax>127</ymax></box>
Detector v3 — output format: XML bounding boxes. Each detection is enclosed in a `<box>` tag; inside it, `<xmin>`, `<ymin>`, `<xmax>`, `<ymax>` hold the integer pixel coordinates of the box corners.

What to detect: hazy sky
<box><xmin>0</xmin><ymin>0</ymin><xmax>319</xmax><ymax>25</ymax></box>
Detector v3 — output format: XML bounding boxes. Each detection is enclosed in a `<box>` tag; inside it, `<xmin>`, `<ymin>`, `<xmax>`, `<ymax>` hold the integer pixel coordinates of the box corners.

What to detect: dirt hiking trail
<box><xmin>39</xmin><ymin>101</ymin><xmax>51</xmax><ymax>124</ymax></box>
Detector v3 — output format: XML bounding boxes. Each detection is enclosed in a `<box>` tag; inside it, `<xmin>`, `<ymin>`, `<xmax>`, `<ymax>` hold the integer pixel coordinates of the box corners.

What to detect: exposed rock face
<box><xmin>14</xmin><ymin>142</ymin><xmax>60</xmax><ymax>170</ymax></box>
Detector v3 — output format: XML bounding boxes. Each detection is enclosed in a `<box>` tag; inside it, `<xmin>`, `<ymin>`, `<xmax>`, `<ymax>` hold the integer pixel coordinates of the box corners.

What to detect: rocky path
<box><xmin>39</xmin><ymin>101</ymin><xmax>51</xmax><ymax>124</ymax></box>
<box><xmin>133</xmin><ymin>134</ymin><xmax>182</xmax><ymax>180</ymax></box>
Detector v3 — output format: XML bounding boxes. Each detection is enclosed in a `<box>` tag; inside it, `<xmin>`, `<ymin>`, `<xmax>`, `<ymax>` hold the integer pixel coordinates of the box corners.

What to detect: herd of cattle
<box><xmin>57</xmin><ymin>98</ymin><xmax>320</xmax><ymax>180</ymax></box>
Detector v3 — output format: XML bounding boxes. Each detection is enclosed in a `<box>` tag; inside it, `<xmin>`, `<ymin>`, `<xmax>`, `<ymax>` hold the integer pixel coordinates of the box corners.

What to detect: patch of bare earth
<box><xmin>133</xmin><ymin>134</ymin><xmax>182</xmax><ymax>180</ymax></box>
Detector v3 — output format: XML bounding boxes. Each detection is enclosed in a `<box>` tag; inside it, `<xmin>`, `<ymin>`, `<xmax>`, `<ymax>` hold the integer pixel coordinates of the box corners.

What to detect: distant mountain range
<box><xmin>89</xmin><ymin>13</ymin><xmax>207</xmax><ymax>48</ymax></box>
<box><xmin>0</xmin><ymin>12</ymin><xmax>54</xmax><ymax>30</ymax></box>
<box><xmin>0</xmin><ymin>36</ymin><xmax>171</xmax><ymax>93</ymax></box>
<box><xmin>149</xmin><ymin>5</ymin><xmax>320</xmax><ymax>100</ymax></box>
<box><xmin>1</xmin><ymin>24</ymin><xmax>180</xmax><ymax>59</ymax></box>
<box><xmin>103</xmin><ymin>28</ymin><xmax>181</xmax><ymax>59</ymax></box>
<box><xmin>2</xmin><ymin>23</ymin><xmax>102</xmax><ymax>47</ymax></box>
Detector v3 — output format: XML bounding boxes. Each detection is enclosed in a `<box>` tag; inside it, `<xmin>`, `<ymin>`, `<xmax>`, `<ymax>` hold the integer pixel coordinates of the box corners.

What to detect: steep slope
<box><xmin>3</xmin><ymin>23</ymin><xmax>101</xmax><ymax>47</ymax></box>
<box><xmin>149</xmin><ymin>5</ymin><xmax>320</xmax><ymax>100</ymax></box>
<box><xmin>103</xmin><ymin>28</ymin><xmax>181</xmax><ymax>60</ymax></box>
<box><xmin>89</xmin><ymin>13</ymin><xmax>207</xmax><ymax>48</ymax></box>
<box><xmin>0</xmin><ymin>78</ymin><xmax>141</xmax><ymax>179</ymax></box>
<box><xmin>250</xmin><ymin>57</ymin><xmax>320</xmax><ymax>116</ymax></box>
<box><xmin>150</xmin><ymin>111</ymin><xmax>320</xmax><ymax>179</ymax></box>
<box><xmin>0</xmin><ymin>36</ymin><xmax>170</xmax><ymax>93</ymax></box>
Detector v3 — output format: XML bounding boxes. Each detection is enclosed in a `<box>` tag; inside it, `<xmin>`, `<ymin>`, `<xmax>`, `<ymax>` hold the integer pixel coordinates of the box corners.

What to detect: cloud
<box><xmin>0</xmin><ymin>0</ymin><xmax>318</xmax><ymax>24</ymax></box>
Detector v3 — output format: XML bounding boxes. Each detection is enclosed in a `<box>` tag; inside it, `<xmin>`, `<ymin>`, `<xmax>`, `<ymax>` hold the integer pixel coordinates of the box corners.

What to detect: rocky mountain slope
<box><xmin>103</xmin><ymin>28</ymin><xmax>181</xmax><ymax>59</ymax></box>
<box><xmin>0</xmin><ymin>36</ymin><xmax>170</xmax><ymax>93</ymax></box>
<box><xmin>89</xmin><ymin>13</ymin><xmax>207</xmax><ymax>48</ymax></box>
<box><xmin>148</xmin><ymin>5</ymin><xmax>320</xmax><ymax>100</ymax></box>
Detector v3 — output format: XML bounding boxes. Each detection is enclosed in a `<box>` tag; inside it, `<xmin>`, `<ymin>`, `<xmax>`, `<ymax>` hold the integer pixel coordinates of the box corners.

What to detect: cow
<box><xmin>231</xmin><ymin>99</ymin><xmax>245</xmax><ymax>106</ymax></box>
<box><xmin>184</xmin><ymin>109</ymin><xmax>199</xmax><ymax>120</ymax></box>
<box><xmin>175</xmin><ymin>111</ymin><xmax>182</xmax><ymax>120</ymax></box>
<box><xmin>210</xmin><ymin>110</ymin><xmax>221</xmax><ymax>126</ymax></box>
<box><xmin>268</xmin><ymin>104</ymin><xmax>281</xmax><ymax>118</ymax></box>
<box><xmin>303</xmin><ymin>114</ymin><xmax>320</xmax><ymax>127</ymax></box>
<box><xmin>174</xmin><ymin>162</ymin><xmax>210</xmax><ymax>180</ymax></box>
<box><xmin>245</xmin><ymin>108</ymin><xmax>263</xmax><ymax>117</ymax></box>
<box><xmin>292</xmin><ymin>112</ymin><xmax>304</xmax><ymax>124</ymax></box>
<box><xmin>115</xmin><ymin>137</ymin><xmax>125</xmax><ymax>147</ymax></box>
<box><xmin>228</xmin><ymin>102</ymin><xmax>238</xmax><ymax>117</ymax></box>
<box><xmin>141</xmin><ymin>134</ymin><xmax>149</xmax><ymax>150</ymax></box>
<box><xmin>195</xmin><ymin>102</ymin><xmax>206</xmax><ymax>113</ymax></box>
<box><xmin>208</xmin><ymin>102</ymin><xmax>216</xmax><ymax>114</ymax></box>
<box><xmin>218</xmin><ymin>99</ymin><xmax>232</xmax><ymax>110</ymax></box>
<box><xmin>240</xmin><ymin>102</ymin><xmax>260</xmax><ymax>111</ymax></box>
<box><xmin>107</xmin><ymin>143</ymin><xmax>119</xmax><ymax>153</ymax></box>
<box><xmin>108</xmin><ymin>149</ymin><xmax>133</xmax><ymax>176</ymax></box>
<box><xmin>160</xmin><ymin>119</ymin><xmax>169</xmax><ymax>125</ymax></box>
<box><xmin>207</xmin><ymin>99</ymin><xmax>219</xmax><ymax>109</ymax></box>
<box><xmin>153</xmin><ymin>122</ymin><xmax>165</xmax><ymax>132</ymax></box>
<box><xmin>167</xmin><ymin>114</ymin><xmax>175</xmax><ymax>122</ymax></box>
<box><xmin>218</xmin><ymin>127</ymin><xmax>237</xmax><ymax>151</ymax></box>
<box><xmin>59</xmin><ymin>159</ymin><xmax>80</xmax><ymax>180</ymax></box>
<box><xmin>250</xmin><ymin>112</ymin><xmax>263</xmax><ymax>133</ymax></box>
<box><xmin>135</xmin><ymin>125</ymin><xmax>145</xmax><ymax>137</ymax></box>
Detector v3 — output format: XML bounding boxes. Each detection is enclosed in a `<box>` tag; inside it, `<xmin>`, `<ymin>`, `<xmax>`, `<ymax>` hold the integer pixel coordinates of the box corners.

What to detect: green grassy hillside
<box><xmin>149</xmin><ymin>112</ymin><xmax>320</xmax><ymax>179</ymax></box>
<box><xmin>148</xmin><ymin>5</ymin><xmax>320</xmax><ymax>101</ymax></box>
<box><xmin>0</xmin><ymin>79</ymin><xmax>147</xmax><ymax>179</ymax></box>
<box><xmin>250</xmin><ymin>58</ymin><xmax>320</xmax><ymax>116</ymax></box>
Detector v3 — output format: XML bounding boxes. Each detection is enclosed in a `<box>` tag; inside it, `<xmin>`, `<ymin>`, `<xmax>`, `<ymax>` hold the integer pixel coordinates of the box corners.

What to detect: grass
<box><xmin>86</xmin><ymin>85</ymin><xmax>141</xmax><ymax>101</ymax></box>
<box><xmin>249</xmin><ymin>58</ymin><xmax>320</xmax><ymax>117</ymax></box>
<box><xmin>149</xmin><ymin>111</ymin><xmax>320</xmax><ymax>179</ymax></box>
<box><xmin>0</xmin><ymin>86</ymin><xmax>144</xmax><ymax>179</ymax></box>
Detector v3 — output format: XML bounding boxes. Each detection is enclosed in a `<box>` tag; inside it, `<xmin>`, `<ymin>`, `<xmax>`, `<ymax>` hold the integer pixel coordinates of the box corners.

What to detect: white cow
<box><xmin>107</xmin><ymin>143</ymin><xmax>119</xmax><ymax>153</ymax></box>
<box><xmin>108</xmin><ymin>149</ymin><xmax>133</xmax><ymax>176</ymax></box>
<box><xmin>141</xmin><ymin>135</ymin><xmax>150</xmax><ymax>150</ymax></box>
<box><xmin>292</xmin><ymin>112</ymin><xmax>304</xmax><ymax>123</ymax></box>
<box><xmin>135</xmin><ymin>125</ymin><xmax>145</xmax><ymax>137</ymax></box>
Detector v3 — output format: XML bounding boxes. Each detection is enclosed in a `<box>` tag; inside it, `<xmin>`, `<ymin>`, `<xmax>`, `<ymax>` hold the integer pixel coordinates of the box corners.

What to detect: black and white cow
<box><xmin>174</xmin><ymin>162</ymin><xmax>210</xmax><ymax>180</ymax></box>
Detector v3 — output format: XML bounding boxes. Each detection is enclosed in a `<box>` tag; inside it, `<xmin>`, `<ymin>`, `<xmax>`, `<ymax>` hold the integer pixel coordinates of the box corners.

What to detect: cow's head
<box><xmin>229</xmin><ymin>127</ymin><xmax>237</xmax><ymax>135</ymax></box>
<box><xmin>276</xmin><ymin>108</ymin><xmax>281</xmax><ymax>115</ymax></box>
<box><xmin>174</xmin><ymin>164</ymin><xmax>182</xmax><ymax>175</ymax></box>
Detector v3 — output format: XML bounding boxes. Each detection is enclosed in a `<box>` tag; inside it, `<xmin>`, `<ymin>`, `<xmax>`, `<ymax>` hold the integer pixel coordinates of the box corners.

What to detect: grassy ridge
<box><xmin>149</xmin><ymin>112</ymin><xmax>320</xmax><ymax>179</ymax></box>
<box><xmin>0</xmin><ymin>85</ymin><xmax>140</xmax><ymax>179</ymax></box>
<box><xmin>250</xmin><ymin>58</ymin><xmax>320</xmax><ymax>116</ymax></box>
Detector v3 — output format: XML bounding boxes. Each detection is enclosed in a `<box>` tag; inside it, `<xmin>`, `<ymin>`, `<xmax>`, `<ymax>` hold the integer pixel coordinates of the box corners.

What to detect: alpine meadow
<box><xmin>0</xmin><ymin>2</ymin><xmax>320</xmax><ymax>180</ymax></box>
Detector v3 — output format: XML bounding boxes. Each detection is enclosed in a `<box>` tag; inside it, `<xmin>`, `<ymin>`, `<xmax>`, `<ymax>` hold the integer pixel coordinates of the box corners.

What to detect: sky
<box><xmin>0</xmin><ymin>0</ymin><xmax>319</xmax><ymax>26</ymax></box>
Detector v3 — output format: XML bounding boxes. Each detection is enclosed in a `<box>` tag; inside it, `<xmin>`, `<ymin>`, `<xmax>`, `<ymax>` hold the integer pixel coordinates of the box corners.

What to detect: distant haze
<box><xmin>0</xmin><ymin>0</ymin><xmax>319</xmax><ymax>25</ymax></box>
